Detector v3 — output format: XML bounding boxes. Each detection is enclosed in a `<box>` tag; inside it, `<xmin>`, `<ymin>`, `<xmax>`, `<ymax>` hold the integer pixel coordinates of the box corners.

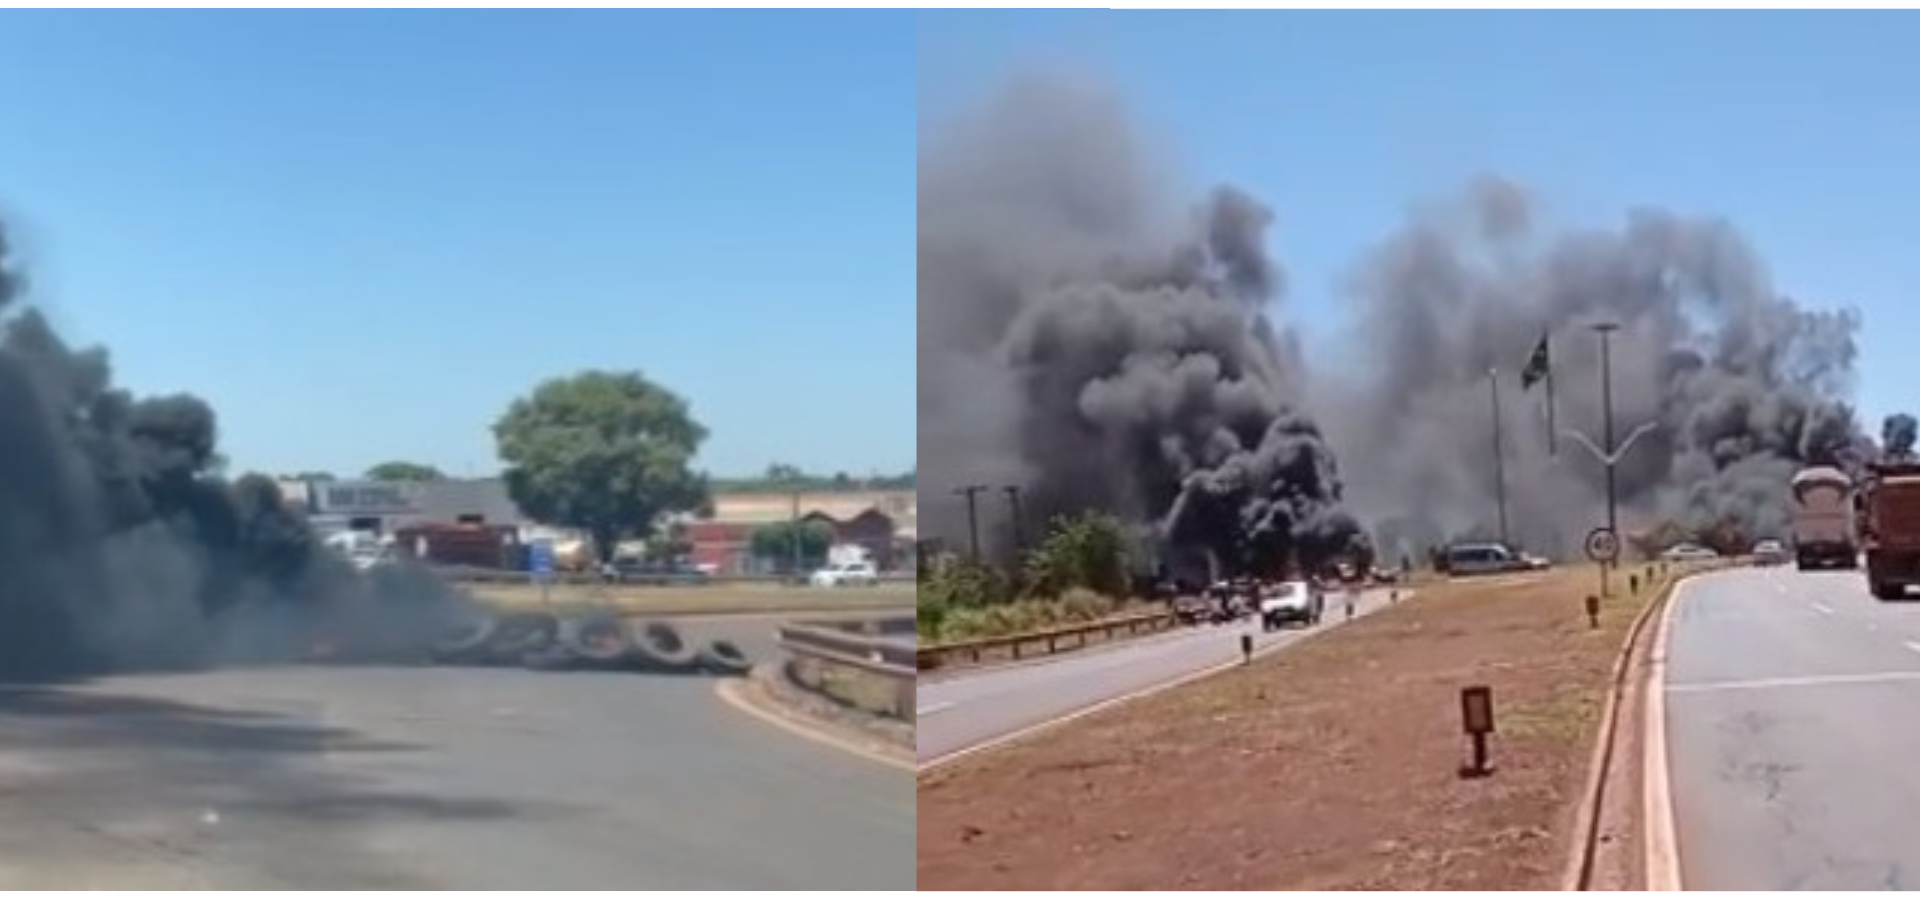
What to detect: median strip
<box><xmin>917</xmin><ymin>565</ymin><xmax>1691</xmax><ymax>890</ymax></box>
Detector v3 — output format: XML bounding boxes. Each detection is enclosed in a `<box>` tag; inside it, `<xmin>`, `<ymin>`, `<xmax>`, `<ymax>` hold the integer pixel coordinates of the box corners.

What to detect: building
<box><xmin>283</xmin><ymin>477</ymin><xmax>531</xmax><ymax>538</ymax></box>
<box><xmin>687</xmin><ymin>489</ymin><xmax>915</xmax><ymax>574</ymax></box>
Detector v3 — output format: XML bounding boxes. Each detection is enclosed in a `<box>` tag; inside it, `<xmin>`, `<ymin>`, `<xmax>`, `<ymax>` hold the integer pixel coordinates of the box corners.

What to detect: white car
<box><xmin>1259</xmin><ymin>580</ymin><xmax>1323</xmax><ymax>630</ymax></box>
<box><xmin>809</xmin><ymin>561</ymin><xmax>880</xmax><ymax>588</ymax></box>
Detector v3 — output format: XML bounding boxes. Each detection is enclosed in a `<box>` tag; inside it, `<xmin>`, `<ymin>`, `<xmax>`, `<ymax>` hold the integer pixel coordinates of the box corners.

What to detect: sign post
<box><xmin>529</xmin><ymin>540</ymin><xmax>556</xmax><ymax>605</ymax></box>
<box><xmin>1585</xmin><ymin>526</ymin><xmax>1621</xmax><ymax>599</ymax></box>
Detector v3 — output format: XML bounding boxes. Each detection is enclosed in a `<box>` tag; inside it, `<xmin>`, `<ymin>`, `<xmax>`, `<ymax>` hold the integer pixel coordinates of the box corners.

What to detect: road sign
<box><xmin>1584</xmin><ymin>527</ymin><xmax>1620</xmax><ymax>564</ymax></box>
<box><xmin>528</xmin><ymin>540</ymin><xmax>555</xmax><ymax>581</ymax></box>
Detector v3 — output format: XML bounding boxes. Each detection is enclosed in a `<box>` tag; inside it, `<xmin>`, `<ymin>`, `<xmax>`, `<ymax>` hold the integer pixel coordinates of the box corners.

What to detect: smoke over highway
<box><xmin>922</xmin><ymin>74</ymin><xmax>1867</xmax><ymax>567</ymax></box>
<box><xmin>1323</xmin><ymin>180</ymin><xmax>1868</xmax><ymax>557</ymax></box>
<box><xmin>918</xmin><ymin>75</ymin><xmax>1366</xmax><ymax>575</ymax></box>
<box><xmin>0</xmin><ymin>223</ymin><xmax>463</xmax><ymax>680</ymax></box>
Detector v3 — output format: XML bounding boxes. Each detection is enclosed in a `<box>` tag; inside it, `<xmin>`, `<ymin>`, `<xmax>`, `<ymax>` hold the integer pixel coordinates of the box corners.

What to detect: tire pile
<box><xmin>426</xmin><ymin>611</ymin><xmax>754</xmax><ymax>677</ymax></box>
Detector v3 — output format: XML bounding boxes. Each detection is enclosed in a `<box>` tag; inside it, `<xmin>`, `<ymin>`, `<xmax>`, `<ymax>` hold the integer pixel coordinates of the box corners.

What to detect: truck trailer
<box><xmin>1860</xmin><ymin>460</ymin><xmax>1920</xmax><ymax>599</ymax></box>
<box><xmin>1790</xmin><ymin>465</ymin><xmax>1858</xmax><ymax>570</ymax></box>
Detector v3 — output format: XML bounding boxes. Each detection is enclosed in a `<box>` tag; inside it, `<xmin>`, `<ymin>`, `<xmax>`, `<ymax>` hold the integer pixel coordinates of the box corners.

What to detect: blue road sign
<box><xmin>529</xmin><ymin>540</ymin><xmax>555</xmax><ymax>580</ymax></box>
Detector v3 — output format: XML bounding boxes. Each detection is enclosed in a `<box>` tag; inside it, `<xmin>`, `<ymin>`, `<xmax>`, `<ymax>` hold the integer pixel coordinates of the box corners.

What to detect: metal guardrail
<box><xmin>917</xmin><ymin>610</ymin><xmax>1182</xmax><ymax>671</ymax></box>
<box><xmin>776</xmin><ymin>618</ymin><xmax>916</xmax><ymax>719</ymax></box>
<box><xmin>432</xmin><ymin>565</ymin><xmax>914</xmax><ymax>588</ymax></box>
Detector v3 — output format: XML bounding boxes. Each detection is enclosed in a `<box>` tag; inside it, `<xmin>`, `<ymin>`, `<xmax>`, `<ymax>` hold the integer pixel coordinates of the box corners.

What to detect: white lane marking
<box><xmin>1644</xmin><ymin>573</ymin><xmax>1686</xmax><ymax>892</ymax></box>
<box><xmin>1904</xmin><ymin>641</ymin><xmax>1920</xmax><ymax>656</ymax></box>
<box><xmin>1668</xmin><ymin>670</ymin><xmax>1920</xmax><ymax>695</ymax></box>
<box><xmin>1810</xmin><ymin>602</ymin><xmax>1834</xmax><ymax>615</ymax></box>
<box><xmin>917</xmin><ymin>701</ymin><xmax>956</xmax><ymax>718</ymax></box>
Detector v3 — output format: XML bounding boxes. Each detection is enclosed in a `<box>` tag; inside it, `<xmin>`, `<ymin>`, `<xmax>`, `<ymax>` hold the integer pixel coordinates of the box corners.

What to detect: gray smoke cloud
<box><xmin>1883</xmin><ymin>413</ymin><xmax>1917</xmax><ymax>460</ymax></box>
<box><xmin>1322</xmin><ymin>179</ymin><xmax>1868</xmax><ymax>557</ymax></box>
<box><xmin>0</xmin><ymin>221</ymin><xmax>469</xmax><ymax>680</ymax></box>
<box><xmin>923</xmin><ymin>73</ymin><xmax>1869</xmax><ymax>568</ymax></box>
<box><xmin>919</xmin><ymin>75</ymin><xmax>1364</xmax><ymax>576</ymax></box>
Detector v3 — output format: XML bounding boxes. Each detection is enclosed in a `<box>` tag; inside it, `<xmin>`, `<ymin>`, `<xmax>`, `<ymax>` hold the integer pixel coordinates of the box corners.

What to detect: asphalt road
<box><xmin>1662</xmin><ymin>565</ymin><xmax>1920</xmax><ymax>889</ymax></box>
<box><xmin>0</xmin><ymin>618</ymin><xmax>912</xmax><ymax>889</ymax></box>
<box><xmin>917</xmin><ymin>586</ymin><xmax>1402</xmax><ymax>766</ymax></box>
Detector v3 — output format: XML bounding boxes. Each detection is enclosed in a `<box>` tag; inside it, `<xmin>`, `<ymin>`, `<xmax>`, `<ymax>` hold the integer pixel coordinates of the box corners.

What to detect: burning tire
<box><xmin>562</xmin><ymin>613</ymin><xmax>633</xmax><ymax>665</ymax></box>
<box><xmin>430</xmin><ymin>614</ymin><xmax>498</xmax><ymax>663</ymax></box>
<box><xmin>627</xmin><ymin>620</ymin><xmax>700</xmax><ymax>672</ymax></box>
<box><xmin>696</xmin><ymin>639</ymin><xmax>753</xmax><ymax>677</ymax></box>
<box><xmin>483</xmin><ymin>612</ymin><xmax>560</xmax><ymax>664</ymax></box>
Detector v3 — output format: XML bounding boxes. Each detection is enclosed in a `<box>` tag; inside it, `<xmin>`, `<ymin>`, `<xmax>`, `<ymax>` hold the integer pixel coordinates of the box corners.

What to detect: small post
<box><xmin>1240</xmin><ymin>633</ymin><xmax>1253</xmax><ymax>665</ymax></box>
<box><xmin>1585</xmin><ymin>593</ymin><xmax>1601</xmax><ymax>629</ymax></box>
<box><xmin>1390</xmin><ymin>588</ymin><xmax>1398</xmax><ymax>603</ymax></box>
<box><xmin>1630</xmin><ymin>573</ymin><xmax>1639</xmax><ymax>595</ymax></box>
<box><xmin>1460</xmin><ymin>685</ymin><xmax>1496</xmax><ymax>777</ymax></box>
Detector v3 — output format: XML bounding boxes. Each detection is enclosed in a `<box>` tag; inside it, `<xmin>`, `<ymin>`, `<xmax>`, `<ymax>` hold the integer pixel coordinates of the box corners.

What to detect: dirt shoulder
<box><xmin>917</xmin><ymin>565</ymin><xmax>1680</xmax><ymax>890</ymax></box>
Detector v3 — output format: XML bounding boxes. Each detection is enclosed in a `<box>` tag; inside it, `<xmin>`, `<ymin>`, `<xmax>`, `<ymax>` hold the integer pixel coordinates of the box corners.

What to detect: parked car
<box><xmin>810</xmin><ymin>561</ymin><xmax>880</xmax><ymax>588</ymax></box>
<box><xmin>1259</xmin><ymin>580</ymin><xmax>1324</xmax><ymax>631</ymax></box>
<box><xmin>1661</xmin><ymin>543</ymin><xmax>1719</xmax><ymax>562</ymax></box>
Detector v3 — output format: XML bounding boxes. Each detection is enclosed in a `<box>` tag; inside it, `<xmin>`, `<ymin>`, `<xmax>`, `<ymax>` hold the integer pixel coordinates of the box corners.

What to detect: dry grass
<box><xmin>916</xmin><ymin>562</ymin><xmax>1701</xmax><ymax>891</ymax></box>
<box><xmin>468</xmin><ymin>581</ymin><xmax>914</xmax><ymax>617</ymax></box>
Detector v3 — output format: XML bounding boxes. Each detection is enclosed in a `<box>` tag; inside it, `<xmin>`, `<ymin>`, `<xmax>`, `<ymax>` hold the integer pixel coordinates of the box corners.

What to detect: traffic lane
<box><xmin>1664</xmin><ymin>568</ymin><xmax>1920</xmax><ymax>889</ymax></box>
<box><xmin>0</xmin><ymin>666</ymin><xmax>912</xmax><ymax>889</ymax></box>
<box><xmin>916</xmin><ymin>587</ymin><xmax>1398</xmax><ymax>765</ymax></box>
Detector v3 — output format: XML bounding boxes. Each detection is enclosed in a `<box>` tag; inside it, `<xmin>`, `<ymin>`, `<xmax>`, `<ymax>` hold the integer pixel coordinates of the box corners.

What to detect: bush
<box><xmin>1023</xmin><ymin>511</ymin><xmax>1131</xmax><ymax>600</ymax></box>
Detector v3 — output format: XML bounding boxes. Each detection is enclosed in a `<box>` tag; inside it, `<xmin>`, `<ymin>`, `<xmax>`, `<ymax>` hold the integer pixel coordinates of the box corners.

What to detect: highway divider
<box><xmin>917</xmin><ymin>610</ymin><xmax>1182</xmax><ymax>672</ymax></box>
<box><xmin>777</xmin><ymin>618</ymin><xmax>916</xmax><ymax>719</ymax></box>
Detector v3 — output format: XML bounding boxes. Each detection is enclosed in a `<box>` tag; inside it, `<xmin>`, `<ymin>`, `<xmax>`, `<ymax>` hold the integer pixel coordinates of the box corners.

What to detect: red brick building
<box><xmin>687</xmin><ymin>490</ymin><xmax>913</xmax><ymax>574</ymax></box>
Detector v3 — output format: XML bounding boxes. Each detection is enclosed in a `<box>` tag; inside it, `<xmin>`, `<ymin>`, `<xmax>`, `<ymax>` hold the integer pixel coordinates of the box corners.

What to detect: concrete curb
<box><xmin>716</xmin><ymin>661</ymin><xmax>913</xmax><ymax>770</ymax></box>
<box><xmin>1561</xmin><ymin>564</ymin><xmax>1717</xmax><ymax>890</ymax></box>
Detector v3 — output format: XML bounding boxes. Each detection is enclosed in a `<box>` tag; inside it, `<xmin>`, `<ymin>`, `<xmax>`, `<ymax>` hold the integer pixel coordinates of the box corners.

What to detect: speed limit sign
<box><xmin>1584</xmin><ymin>527</ymin><xmax>1620</xmax><ymax>564</ymax></box>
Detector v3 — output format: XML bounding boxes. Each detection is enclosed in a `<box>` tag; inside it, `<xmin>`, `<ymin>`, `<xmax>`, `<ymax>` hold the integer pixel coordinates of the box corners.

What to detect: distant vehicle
<box><xmin>1444</xmin><ymin>542</ymin><xmax>1530</xmax><ymax>577</ymax></box>
<box><xmin>1790</xmin><ymin>465</ymin><xmax>1859</xmax><ymax>570</ymax></box>
<box><xmin>1661</xmin><ymin>543</ymin><xmax>1718</xmax><ymax>562</ymax></box>
<box><xmin>1259</xmin><ymin>580</ymin><xmax>1323</xmax><ymax>631</ymax></box>
<box><xmin>810</xmin><ymin>561</ymin><xmax>879</xmax><ymax>588</ymax></box>
<box><xmin>1752</xmin><ymin>539</ymin><xmax>1788</xmax><ymax>566</ymax></box>
<box><xmin>1518</xmin><ymin>552</ymin><xmax>1552</xmax><ymax>570</ymax></box>
<box><xmin>1860</xmin><ymin>460</ymin><xmax>1920</xmax><ymax>600</ymax></box>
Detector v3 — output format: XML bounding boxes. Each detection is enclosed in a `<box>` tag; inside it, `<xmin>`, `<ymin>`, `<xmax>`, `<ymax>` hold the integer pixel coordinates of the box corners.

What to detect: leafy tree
<box><xmin>1022</xmin><ymin>511</ymin><xmax>1131</xmax><ymax>599</ymax></box>
<box><xmin>365</xmin><ymin>460</ymin><xmax>445</xmax><ymax>482</ymax></box>
<box><xmin>709</xmin><ymin>463</ymin><xmax>916</xmax><ymax>495</ymax></box>
<box><xmin>749</xmin><ymin>519</ymin><xmax>834</xmax><ymax>571</ymax></box>
<box><xmin>493</xmin><ymin>370</ymin><xmax>710</xmax><ymax>563</ymax></box>
<box><xmin>287</xmin><ymin>471</ymin><xmax>336</xmax><ymax>483</ymax></box>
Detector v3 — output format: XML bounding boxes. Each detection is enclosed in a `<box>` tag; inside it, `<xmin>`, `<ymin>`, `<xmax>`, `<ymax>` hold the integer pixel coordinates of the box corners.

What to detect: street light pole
<box><xmin>1593</xmin><ymin>322</ymin><xmax>1621</xmax><ymax>539</ymax></box>
<box><xmin>1489</xmin><ymin>367</ymin><xmax>1510</xmax><ymax>545</ymax></box>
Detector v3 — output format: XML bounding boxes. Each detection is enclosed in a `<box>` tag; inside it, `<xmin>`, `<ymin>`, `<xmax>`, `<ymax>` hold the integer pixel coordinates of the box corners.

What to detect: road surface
<box><xmin>1661</xmin><ymin>566</ymin><xmax>1920</xmax><ymax>889</ymax></box>
<box><xmin>917</xmin><ymin>586</ymin><xmax>1403</xmax><ymax>766</ymax></box>
<box><xmin>0</xmin><ymin>619</ymin><xmax>912</xmax><ymax>889</ymax></box>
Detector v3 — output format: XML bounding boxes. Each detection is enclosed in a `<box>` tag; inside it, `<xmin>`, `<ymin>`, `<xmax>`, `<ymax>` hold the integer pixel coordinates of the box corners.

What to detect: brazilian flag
<box><xmin>1520</xmin><ymin>332</ymin><xmax>1550</xmax><ymax>391</ymax></box>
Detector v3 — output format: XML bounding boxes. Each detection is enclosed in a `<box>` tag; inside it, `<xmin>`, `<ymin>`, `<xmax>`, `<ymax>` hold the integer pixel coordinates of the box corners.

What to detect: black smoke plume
<box><xmin>1321</xmin><ymin>179</ymin><xmax>1868</xmax><ymax>556</ymax></box>
<box><xmin>0</xmin><ymin>222</ymin><xmax>467</xmax><ymax>680</ymax></box>
<box><xmin>1883</xmin><ymin>413</ymin><xmax>1918</xmax><ymax>461</ymax></box>
<box><xmin>919</xmin><ymin>76</ymin><xmax>1365</xmax><ymax>576</ymax></box>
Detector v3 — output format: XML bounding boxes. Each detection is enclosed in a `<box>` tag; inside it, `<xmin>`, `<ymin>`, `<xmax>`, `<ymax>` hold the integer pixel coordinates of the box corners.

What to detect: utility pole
<box><xmin>1593</xmin><ymin>322</ymin><xmax>1621</xmax><ymax>538</ymax></box>
<box><xmin>1002</xmin><ymin>485</ymin><xmax>1027</xmax><ymax>554</ymax></box>
<box><xmin>1490</xmin><ymin>367</ymin><xmax>1510</xmax><ymax>545</ymax></box>
<box><xmin>954</xmin><ymin>485</ymin><xmax>988</xmax><ymax>563</ymax></box>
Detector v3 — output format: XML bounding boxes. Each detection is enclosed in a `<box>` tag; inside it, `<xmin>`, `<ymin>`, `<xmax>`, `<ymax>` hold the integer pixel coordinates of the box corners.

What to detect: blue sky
<box><xmin>0</xmin><ymin>10</ymin><xmax>913</xmax><ymax>480</ymax></box>
<box><xmin>920</xmin><ymin>11</ymin><xmax>1920</xmax><ymax>434</ymax></box>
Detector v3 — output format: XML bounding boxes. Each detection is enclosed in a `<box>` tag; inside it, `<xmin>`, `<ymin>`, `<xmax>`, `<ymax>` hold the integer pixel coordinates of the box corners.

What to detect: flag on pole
<box><xmin>1520</xmin><ymin>331</ymin><xmax>1550</xmax><ymax>391</ymax></box>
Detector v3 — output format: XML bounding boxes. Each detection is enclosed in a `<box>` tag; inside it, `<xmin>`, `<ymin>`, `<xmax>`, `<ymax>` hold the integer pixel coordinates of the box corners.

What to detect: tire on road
<box><xmin>431</xmin><ymin>614</ymin><xmax>498</xmax><ymax>663</ymax></box>
<box><xmin>627</xmin><ymin>620</ymin><xmax>701</xmax><ymax>673</ymax></box>
<box><xmin>563</xmin><ymin>612</ymin><xmax>634</xmax><ymax>665</ymax></box>
<box><xmin>485</xmin><ymin>612</ymin><xmax>561</xmax><ymax>664</ymax></box>
<box><xmin>696</xmin><ymin>639</ymin><xmax>753</xmax><ymax>677</ymax></box>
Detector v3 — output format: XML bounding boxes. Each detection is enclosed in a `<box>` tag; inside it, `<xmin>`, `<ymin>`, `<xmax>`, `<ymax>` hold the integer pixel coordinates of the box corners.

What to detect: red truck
<box><xmin>1859</xmin><ymin>460</ymin><xmax>1920</xmax><ymax>599</ymax></box>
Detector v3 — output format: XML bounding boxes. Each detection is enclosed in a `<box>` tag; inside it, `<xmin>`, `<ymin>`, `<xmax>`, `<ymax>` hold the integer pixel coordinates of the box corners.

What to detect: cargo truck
<box><xmin>1859</xmin><ymin>460</ymin><xmax>1920</xmax><ymax>599</ymax></box>
<box><xmin>1789</xmin><ymin>465</ymin><xmax>1858</xmax><ymax>570</ymax></box>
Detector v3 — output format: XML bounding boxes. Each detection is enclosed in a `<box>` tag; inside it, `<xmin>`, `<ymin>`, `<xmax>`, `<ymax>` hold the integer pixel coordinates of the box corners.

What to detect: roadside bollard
<box><xmin>1629</xmin><ymin>574</ymin><xmax>1639</xmax><ymax>595</ymax></box>
<box><xmin>1390</xmin><ymin>588</ymin><xmax>1398</xmax><ymax>603</ymax></box>
<box><xmin>1346</xmin><ymin>599</ymin><xmax>1356</xmax><ymax>620</ymax></box>
<box><xmin>1585</xmin><ymin>594</ymin><xmax>1601</xmax><ymax>629</ymax></box>
<box><xmin>1240</xmin><ymin>633</ymin><xmax>1253</xmax><ymax>664</ymax></box>
<box><xmin>1459</xmin><ymin>685</ymin><xmax>1496</xmax><ymax>778</ymax></box>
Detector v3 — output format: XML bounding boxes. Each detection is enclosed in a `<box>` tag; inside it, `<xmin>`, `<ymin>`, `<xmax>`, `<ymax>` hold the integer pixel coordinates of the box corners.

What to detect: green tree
<box><xmin>493</xmin><ymin>370</ymin><xmax>711</xmax><ymax>563</ymax></box>
<box><xmin>1022</xmin><ymin>511</ymin><xmax>1131</xmax><ymax>599</ymax></box>
<box><xmin>365</xmin><ymin>460</ymin><xmax>446</xmax><ymax>482</ymax></box>
<box><xmin>749</xmin><ymin>519</ymin><xmax>834</xmax><ymax>571</ymax></box>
